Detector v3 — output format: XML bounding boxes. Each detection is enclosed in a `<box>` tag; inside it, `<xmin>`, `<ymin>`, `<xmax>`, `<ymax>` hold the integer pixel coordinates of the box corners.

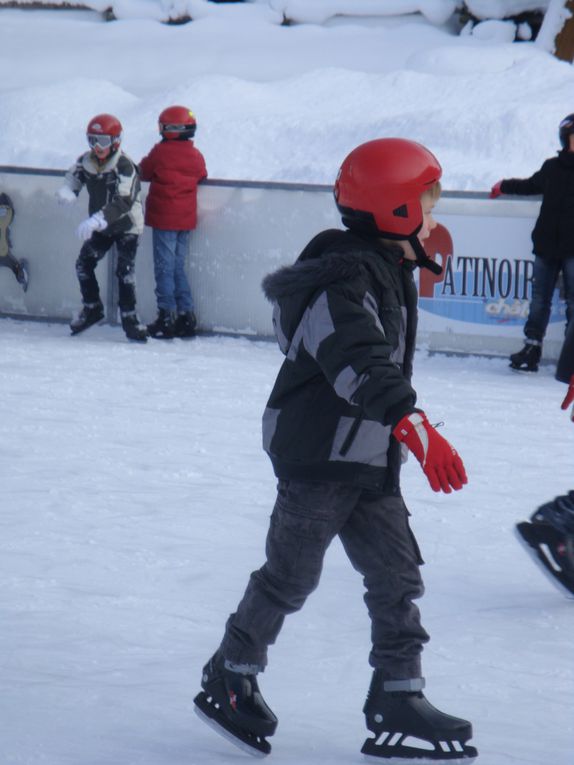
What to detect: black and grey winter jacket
<box><xmin>501</xmin><ymin>150</ymin><xmax>574</xmax><ymax>261</ymax></box>
<box><xmin>63</xmin><ymin>150</ymin><xmax>144</xmax><ymax>237</ymax></box>
<box><xmin>262</xmin><ymin>229</ymin><xmax>419</xmax><ymax>493</ymax></box>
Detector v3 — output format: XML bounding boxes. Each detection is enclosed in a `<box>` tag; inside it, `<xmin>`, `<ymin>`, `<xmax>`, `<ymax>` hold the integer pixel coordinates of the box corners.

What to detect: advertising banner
<box><xmin>417</xmin><ymin>198</ymin><xmax>564</xmax><ymax>358</ymax></box>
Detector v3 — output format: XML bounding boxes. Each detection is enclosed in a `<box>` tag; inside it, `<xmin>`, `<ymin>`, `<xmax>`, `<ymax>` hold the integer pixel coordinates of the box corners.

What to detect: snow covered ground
<box><xmin>1</xmin><ymin>1</ymin><xmax>573</xmax><ymax>189</ymax></box>
<box><xmin>1</xmin><ymin>319</ymin><xmax>573</xmax><ymax>765</ymax></box>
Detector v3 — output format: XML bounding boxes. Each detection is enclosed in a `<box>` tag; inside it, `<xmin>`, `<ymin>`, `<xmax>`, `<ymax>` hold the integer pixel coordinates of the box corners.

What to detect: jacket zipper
<box><xmin>339</xmin><ymin>413</ymin><xmax>364</xmax><ymax>456</ymax></box>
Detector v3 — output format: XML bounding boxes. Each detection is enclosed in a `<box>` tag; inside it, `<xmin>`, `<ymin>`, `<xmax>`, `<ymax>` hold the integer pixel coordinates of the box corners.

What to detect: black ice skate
<box><xmin>194</xmin><ymin>652</ymin><xmax>278</xmax><ymax>757</ymax></box>
<box><xmin>361</xmin><ymin>672</ymin><xmax>477</xmax><ymax>762</ymax></box>
<box><xmin>121</xmin><ymin>311</ymin><xmax>148</xmax><ymax>343</ymax></box>
<box><xmin>70</xmin><ymin>301</ymin><xmax>104</xmax><ymax>335</ymax></box>
<box><xmin>147</xmin><ymin>308</ymin><xmax>175</xmax><ymax>339</ymax></box>
<box><xmin>173</xmin><ymin>310</ymin><xmax>197</xmax><ymax>338</ymax></box>
<box><xmin>515</xmin><ymin>491</ymin><xmax>574</xmax><ymax>598</ymax></box>
<box><xmin>509</xmin><ymin>341</ymin><xmax>541</xmax><ymax>372</ymax></box>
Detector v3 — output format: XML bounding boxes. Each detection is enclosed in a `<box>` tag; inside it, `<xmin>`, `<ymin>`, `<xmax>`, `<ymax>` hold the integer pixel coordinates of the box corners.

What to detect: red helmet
<box><xmin>334</xmin><ymin>138</ymin><xmax>442</xmax><ymax>239</ymax></box>
<box><xmin>159</xmin><ymin>105</ymin><xmax>197</xmax><ymax>140</ymax></box>
<box><xmin>86</xmin><ymin>113</ymin><xmax>122</xmax><ymax>154</ymax></box>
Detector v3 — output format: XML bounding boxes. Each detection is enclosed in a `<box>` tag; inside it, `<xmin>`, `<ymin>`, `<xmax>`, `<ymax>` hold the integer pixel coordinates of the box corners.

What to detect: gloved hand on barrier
<box><xmin>489</xmin><ymin>180</ymin><xmax>503</xmax><ymax>199</ymax></box>
<box><xmin>392</xmin><ymin>411</ymin><xmax>468</xmax><ymax>494</ymax></box>
<box><xmin>56</xmin><ymin>185</ymin><xmax>78</xmax><ymax>206</ymax></box>
<box><xmin>76</xmin><ymin>211</ymin><xmax>106</xmax><ymax>241</ymax></box>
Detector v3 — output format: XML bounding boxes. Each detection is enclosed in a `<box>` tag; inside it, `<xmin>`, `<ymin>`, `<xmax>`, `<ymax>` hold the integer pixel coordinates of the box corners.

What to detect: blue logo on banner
<box><xmin>419</xmin><ymin>266</ymin><xmax>565</xmax><ymax>326</ymax></box>
<box><xmin>418</xmin><ymin>225</ymin><xmax>565</xmax><ymax>326</ymax></box>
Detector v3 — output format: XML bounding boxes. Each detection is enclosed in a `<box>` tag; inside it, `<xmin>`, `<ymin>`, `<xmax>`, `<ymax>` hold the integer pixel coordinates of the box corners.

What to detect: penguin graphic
<box><xmin>0</xmin><ymin>193</ymin><xmax>29</xmax><ymax>291</ymax></box>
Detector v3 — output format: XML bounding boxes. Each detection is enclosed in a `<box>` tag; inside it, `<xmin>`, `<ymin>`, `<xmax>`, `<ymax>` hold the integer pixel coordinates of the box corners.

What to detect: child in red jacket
<box><xmin>139</xmin><ymin>106</ymin><xmax>207</xmax><ymax>338</ymax></box>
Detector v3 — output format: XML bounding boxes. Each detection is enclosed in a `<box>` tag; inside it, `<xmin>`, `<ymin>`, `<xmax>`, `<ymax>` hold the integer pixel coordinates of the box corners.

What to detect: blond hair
<box><xmin>422</xmin><ymin>181</ymin><xmax>441</xmax><ymax>203</ymax></box>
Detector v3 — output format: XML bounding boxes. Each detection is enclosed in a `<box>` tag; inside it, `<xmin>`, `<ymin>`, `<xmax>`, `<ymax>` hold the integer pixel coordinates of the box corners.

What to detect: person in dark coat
<box><xmin>491</xmin><ymin>113</ymin><xmax>574</xmax><ymax>372</ymax></box>
<box><xmin>193</xmin><ymin>139</ymin><xmax>477</xmax><ymax>762</ymax></box>
<box><xmin>139</xmin><ymin>105</ymin><xmax>207</xmax><ymax>338</ymax></box>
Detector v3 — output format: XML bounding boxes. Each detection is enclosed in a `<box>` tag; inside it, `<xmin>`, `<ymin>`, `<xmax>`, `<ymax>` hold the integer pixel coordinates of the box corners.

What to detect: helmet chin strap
<box><xmin>409</xmin><ymin>235</ymin><xmax>443</xmax><ymax>275</ymax></box>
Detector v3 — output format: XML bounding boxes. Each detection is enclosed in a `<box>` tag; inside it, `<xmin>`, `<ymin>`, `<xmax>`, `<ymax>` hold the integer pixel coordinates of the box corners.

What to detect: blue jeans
<box><xmin>152</xmin><ymin>229</ymin><xmax>193</xmax><ymax>313</ymax></box>
<box><xmin>524</xmin><ymin>256</ymin><xmax>574</xmax><ymax>342</ymax></box>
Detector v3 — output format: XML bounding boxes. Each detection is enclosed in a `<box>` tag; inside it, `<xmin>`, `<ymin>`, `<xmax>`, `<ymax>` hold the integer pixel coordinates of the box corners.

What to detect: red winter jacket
<box><xmin>139</xmin><ymin>139</ymin><xmax>207</xmax><ymax>230</ymax></box>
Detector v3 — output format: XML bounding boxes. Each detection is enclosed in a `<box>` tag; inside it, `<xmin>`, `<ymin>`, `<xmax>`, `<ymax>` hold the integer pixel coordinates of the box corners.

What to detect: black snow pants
<box><xmin>75</xmin><ymin>231</ymin><xmax>139</xmax><ymax>313</ymax></box>
<box><xmin>220</xmin><ymin>478</ymin><xmax>429</xmax><ymax>683</ymax></box>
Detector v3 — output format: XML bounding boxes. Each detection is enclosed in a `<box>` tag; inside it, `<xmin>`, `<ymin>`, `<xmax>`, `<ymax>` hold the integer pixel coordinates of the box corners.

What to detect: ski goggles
<box><xmin>87</xmin><ymin>134</ymin><xmax>114</xmax><ymax>149</ymax></box>
<box><xmin>162</xmin><ymin>123</ymin><xmax>188</xmax><ymax>133</ymax></box>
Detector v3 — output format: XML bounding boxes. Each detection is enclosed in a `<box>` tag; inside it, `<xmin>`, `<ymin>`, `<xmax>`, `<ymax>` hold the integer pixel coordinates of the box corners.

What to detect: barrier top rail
<box><xmin>0</xmin><ymin>164</ymin><xmax>504</xmax><ymax>200</ymax></box>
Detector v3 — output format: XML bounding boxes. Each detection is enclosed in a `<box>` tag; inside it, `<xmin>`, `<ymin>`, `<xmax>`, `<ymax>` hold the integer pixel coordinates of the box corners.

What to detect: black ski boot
<box><xmin>70</xmin><ymin>301</ymin><xmax>104</xmax><ymax>335</ymax></box>
<box><xmin>147</xmin><ymin>308</ymin><xmax>175</xmax><ymax>339</ymax></box>
<box><xmin>194</xmin><ymin>652</ymin><xmax>278</xmax><ymax>756</ymax></box>
<box><xmin>516</xmin><ymin>491</ymin><xmax>574</xmax><ymax>598</ymax></box>
<box><xmin>509</xmin><ymin>340</ymin><xmax>541</xmax><ymax>372</ymax></box>
<box><xmin>361</xmin><ymin>671</ymin><xmax>477</xmax><ymax>761</ymax></box>
<box><xmin>121</xmin><ymin>311</ymin><xmax>148</xmax><ymax>343</ymax></box>
<box><xmin>173</xmin><ymin>310</ymin><xmax>197</xmax><ymax>338</ymax></box>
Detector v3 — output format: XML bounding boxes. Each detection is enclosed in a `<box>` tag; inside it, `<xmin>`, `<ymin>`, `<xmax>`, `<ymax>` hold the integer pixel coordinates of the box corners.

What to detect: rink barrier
<box><xmin>0</xmin><ymin>164</ymin><xmax>565</xmax><ymax>361</ymax></box>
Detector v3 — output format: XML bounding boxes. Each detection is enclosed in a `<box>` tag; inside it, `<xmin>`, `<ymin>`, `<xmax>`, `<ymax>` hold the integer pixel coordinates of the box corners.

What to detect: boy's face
<box><xmin>418</xmin><ymin>197</ymin><xmax>438</xmax><ymax>243</ymax></box>
<box><xmin>402</xmin><ymin>197</ymin><xmax>438</xmax><ymax>261</ymax></box>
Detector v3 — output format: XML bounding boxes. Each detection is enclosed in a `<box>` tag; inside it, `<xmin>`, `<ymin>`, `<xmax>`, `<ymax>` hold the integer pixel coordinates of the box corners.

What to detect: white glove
<box><xmin>56</xmin><ymin>185</ymin><xmax>77</xmax><ymax>206</ymax></box>
<box><xmin>76</xmin><ymin>211</ymin><xmax>107</xmax><ymax>241</ymax></box>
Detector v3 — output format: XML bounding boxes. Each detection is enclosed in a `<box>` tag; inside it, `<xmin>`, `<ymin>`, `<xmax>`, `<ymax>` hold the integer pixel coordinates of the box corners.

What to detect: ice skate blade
<box><xmin>363</xmin><ymin>756</ymin><xmax>476</xmax><ymax>765</ymax></box>
<box><xmin>509</xmin><ymin>365</ymin><xmax>538</xmax><ymax>374</ymax></box>
<box><xmin>515</xmin><ymin>523</ymin><xmax>574</xmax><ymax>600</ymax></box>
<box><xmin>194</xmin><ymin>693</ymin><xmax>270</xmax><ymax>757</ymax></box>
<box><xmin>361</xmin><ymin>734</ymin><xmax>477</xmax><ymax>763</ymax></box>
<box><xmin>70</xmin><ymin>317</ymin><xmax>105</xmax><ymax>335</ymax></box>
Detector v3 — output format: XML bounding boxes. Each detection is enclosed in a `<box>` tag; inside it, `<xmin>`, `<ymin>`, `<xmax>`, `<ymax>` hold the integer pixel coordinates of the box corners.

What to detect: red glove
<box><xmin>561</xmin><ymin>374</ymin><xmax>574</xmax><ymax>422</ymax></box>
<box><xmin>393</xmin><ymin>412</ymin><xmax>468</xmax><ymax>493</ymax></box>
<box><xmin>489</xmin><ymin>180</ymin><xmax>503</xmax><ymax>199</ymax></box>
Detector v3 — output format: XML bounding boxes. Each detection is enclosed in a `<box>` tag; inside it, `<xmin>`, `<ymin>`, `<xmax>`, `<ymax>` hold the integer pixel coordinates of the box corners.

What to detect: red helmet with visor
<box><xmin>86</xmin><ymin>114</ymin><xmax>122</xmax><ymax>155</ymax></box>
<box><xmin>159</xmin><ymin>105</ymin><xmax>197</xmax><ymax>140</ymax></box>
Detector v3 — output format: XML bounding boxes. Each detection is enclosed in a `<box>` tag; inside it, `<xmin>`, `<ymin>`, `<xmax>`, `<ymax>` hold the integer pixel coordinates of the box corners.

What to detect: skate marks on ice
<box><xmin>515</xmin><ymin>523</ymin><xmax>574</xmax><ymax>600</ymax></box>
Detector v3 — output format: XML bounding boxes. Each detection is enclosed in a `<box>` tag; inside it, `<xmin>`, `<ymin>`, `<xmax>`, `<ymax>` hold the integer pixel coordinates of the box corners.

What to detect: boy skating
<box><xmin>194</xmin><ymin>138</ymin><xmax>477</xmax><ymax>761</ymax></box>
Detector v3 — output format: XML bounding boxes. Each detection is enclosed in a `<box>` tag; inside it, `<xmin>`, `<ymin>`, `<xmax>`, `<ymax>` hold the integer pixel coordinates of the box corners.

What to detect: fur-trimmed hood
<box><xmin>263</xmin><ymin>249</ymin><xmax>368</xmax><ymax>302</ymax></box>
<box><xmin>262</xmin><ymin>228</ymin><xmax>403</xmax><ymax>302</ymax></box>
<box><xmin>261</xmin><ymin>228</ymin><xmax>407</xmax><ymax>354</ymax></box>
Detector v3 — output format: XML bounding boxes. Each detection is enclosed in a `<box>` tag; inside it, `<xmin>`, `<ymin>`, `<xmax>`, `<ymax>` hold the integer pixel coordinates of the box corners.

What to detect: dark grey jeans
<box><xmin>220</xmin><ymin>479</ymin><xmax>429</xmax><ymax>682</ymax></box>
